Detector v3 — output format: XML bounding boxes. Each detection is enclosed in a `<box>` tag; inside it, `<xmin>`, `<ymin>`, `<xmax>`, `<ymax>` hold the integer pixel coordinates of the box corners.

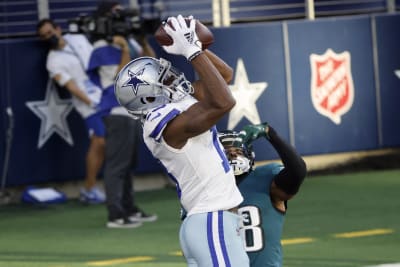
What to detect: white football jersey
<box><xmin>143</xmin><ymin>96</ymin><xmax>243</xmax><ymax>216</ymax></box>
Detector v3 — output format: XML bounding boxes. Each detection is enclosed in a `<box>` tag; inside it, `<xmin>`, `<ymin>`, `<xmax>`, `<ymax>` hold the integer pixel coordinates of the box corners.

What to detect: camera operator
<box><xmin>87</xmin><ymin>0</ymin><xmax>157</xmax><ymax>228</ymax></box>
<box><xmin>37</xmin><ymin>18</ymin><xmax>106</xmax><ymax>204</ymax></box>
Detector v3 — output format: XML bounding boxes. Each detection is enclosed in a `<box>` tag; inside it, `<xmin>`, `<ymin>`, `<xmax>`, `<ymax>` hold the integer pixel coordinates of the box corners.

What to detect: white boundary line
<box><xmin>364</xmin><ymin>264</ymin><xmax>400</xmax><ymax>267</ymax></box>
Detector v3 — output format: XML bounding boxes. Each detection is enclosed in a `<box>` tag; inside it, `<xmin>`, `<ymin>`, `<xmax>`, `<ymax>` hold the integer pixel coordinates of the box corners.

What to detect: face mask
<box><xmin>229</xmin><ymin>155</ymin><xmax>251</xmax><ymax>176</ymax></box>
<box><xmin>46</xmin><ymin>35</ymin><xmax>59</xmax><ymax>49</ymax></box>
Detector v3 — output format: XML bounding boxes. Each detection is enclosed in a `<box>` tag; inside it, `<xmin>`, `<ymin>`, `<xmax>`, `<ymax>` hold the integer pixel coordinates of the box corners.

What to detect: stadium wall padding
<box><xmin>1</xmin><ymin>14</ymin><xmax>399</xmax><ymax>186</ymax></box>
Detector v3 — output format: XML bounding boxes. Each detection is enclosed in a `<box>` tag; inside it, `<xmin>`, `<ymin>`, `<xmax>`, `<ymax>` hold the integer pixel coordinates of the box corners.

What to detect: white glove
<box><xmin>162</xmin><ymin>15</ymin><xmax>202</xmax><ymax>61</ymax></box>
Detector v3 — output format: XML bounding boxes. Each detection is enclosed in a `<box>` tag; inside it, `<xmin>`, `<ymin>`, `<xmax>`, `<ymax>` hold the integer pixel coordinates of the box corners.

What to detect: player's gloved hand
<box><xmin>239</xmin><ymin>122</ymin><xmax>270</xmax><ymax>144</ymax></box>
<box><xmin>162</xmin><ymin>15</ymin><xmax>202</xmax><ymax>61</ymax></box>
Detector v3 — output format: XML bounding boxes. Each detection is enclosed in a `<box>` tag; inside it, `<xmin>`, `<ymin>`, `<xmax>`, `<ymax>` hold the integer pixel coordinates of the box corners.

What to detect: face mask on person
<box><xmin>46</xmin><ymin>35</ymin><xmax>59</xmax><ymax>49</ymax></box>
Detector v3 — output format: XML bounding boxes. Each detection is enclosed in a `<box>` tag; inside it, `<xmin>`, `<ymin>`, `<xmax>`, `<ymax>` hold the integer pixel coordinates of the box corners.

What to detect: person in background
<box><xmin>37</xmin><ymin>18</ymin><xmax>106</xmax><ymax>204</ymax></box>
<box><xmin>87</xmin><ymin>0</ymin><xmax>157</xmax><ymax>228</ymax></box>
<box><xmin>114</xmin><ymin>15</ymin><xmax>249</xmax><ymax>266</ymax></box>
<box><xmin>218</xmin><ymin>123</ymin><xmax>307</xmax><ymax>267</ymax></box>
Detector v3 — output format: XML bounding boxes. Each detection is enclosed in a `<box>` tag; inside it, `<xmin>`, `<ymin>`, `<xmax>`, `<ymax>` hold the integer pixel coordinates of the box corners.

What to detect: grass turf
<box><xmin>0</xmin><ymin>169</ymin><xmax>399</xmax><ymax>267</ymax></box>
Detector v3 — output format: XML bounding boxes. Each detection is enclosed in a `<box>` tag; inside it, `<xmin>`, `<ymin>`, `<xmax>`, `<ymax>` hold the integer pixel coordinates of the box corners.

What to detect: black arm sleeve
<box><xmin>267</xmin><ymin>126</ymin><xmax>307</xmax><ymax>195</ymax></box>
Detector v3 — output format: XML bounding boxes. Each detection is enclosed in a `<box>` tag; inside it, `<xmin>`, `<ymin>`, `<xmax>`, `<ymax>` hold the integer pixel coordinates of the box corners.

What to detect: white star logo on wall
<box><xmin>26</xmin><ymin>80</ymin><xmax>74</xmax><ymax>149</ymax></box>
<box><xmin>395</xmin><ymin>69</ymin><xmax>400</xmax><ymax>79</ymax></box>
<box><xmin>227</xmin><ymin>58</ymin><xmax>268</xmax><ymax>130</ymax></box>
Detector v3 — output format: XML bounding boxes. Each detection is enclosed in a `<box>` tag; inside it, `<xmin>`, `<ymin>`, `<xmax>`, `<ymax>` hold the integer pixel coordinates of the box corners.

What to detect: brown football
<box><xmin>154</xmin><ymin>18</ymin><xmax>214</xmax><ymax>50</ymax></box>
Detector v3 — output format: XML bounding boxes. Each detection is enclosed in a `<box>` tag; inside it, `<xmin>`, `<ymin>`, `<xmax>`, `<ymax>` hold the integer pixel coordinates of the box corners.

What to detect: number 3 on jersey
<box><xmin>238</xmin><ymin>205</ymin><xmax>264</xmax><ymax>252</ymax></box>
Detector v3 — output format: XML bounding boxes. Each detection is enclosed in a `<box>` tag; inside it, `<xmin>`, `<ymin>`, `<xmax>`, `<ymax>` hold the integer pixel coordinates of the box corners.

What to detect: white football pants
<box><xmin>179</xmin><ymin>210</ymin><xmax>249</xmax><ymax>267</ymax></box>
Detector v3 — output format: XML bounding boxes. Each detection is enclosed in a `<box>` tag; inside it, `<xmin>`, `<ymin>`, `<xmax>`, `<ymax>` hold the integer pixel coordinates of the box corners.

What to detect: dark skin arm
<box><xmin>270</xmin><ymin>181</ymin><xmax>291</xmax><ymax>212</ymax></box>
<box><xmin>192</xmin><ymin>49</ymin><xmax>233</xmax><ymax>101</ymax></box>
<box><xmin>204</xmin><ymin>49</ymin><xmax>233</xmax><ymax>83</ymax></box>
<box><xmin>163</xmin><ymin>52</ymin><xmax>236</xmax><ymax>149</ymax></box>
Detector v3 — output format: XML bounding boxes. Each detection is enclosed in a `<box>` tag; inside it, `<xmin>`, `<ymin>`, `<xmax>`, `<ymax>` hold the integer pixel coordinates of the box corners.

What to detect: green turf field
<box><xmin>1</xmin><ymin>169</ymin><xmax>399</xmax><ymax>267</ymax></box>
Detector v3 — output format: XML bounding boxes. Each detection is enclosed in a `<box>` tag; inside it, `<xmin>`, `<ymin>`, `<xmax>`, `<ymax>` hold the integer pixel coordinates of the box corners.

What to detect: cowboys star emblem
<box><xmin>26</xmin><ymin>80</ymin><xmax>74</xmax><ymax>149</ymax></box>
<box><xmin>122</xmin><ymin>69</ymin><xmax>148</xmax><ymax>95</ymax></box>
<box><xmin>227</xmin><ymin>58</ymin><xmax>268</xmax><ymax>130</ymax></box>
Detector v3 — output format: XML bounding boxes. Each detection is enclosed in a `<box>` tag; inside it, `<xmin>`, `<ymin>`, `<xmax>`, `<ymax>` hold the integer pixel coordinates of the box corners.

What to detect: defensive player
<box><xmin>114</xmin><ymin>15</ymin><xmax>249</xmax><ymax>266</ymax></box>
<box><xmin>218</xmin><ymin>123</ymin><xmax>307</xmax><ymax>267</ymax></box>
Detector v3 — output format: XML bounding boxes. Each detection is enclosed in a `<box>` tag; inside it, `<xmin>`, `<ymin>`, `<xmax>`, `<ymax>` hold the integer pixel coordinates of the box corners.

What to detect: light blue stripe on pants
<box><xmin>179</xmin><ymin>210</ymin><xmax>249</xmax><ymax>267</ymax></box>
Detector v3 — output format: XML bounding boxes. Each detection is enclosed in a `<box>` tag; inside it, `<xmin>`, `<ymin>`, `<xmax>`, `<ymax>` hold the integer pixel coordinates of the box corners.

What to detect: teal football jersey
<box><xmin>238</xmin><ymin>163</ymin><xmax>285</xmax><ymax>267</ymax></box>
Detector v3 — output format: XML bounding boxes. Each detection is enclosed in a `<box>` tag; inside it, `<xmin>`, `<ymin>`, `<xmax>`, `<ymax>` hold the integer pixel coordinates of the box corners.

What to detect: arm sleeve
<box><xmin>268</xmin><ymin>126</ymin><xmax>307</xmax><ymax>195</ymax></box>
<box><xmin>47</xmin><ymin>56</ymin><xmax>71</xmax><ymax>86</ymax></box>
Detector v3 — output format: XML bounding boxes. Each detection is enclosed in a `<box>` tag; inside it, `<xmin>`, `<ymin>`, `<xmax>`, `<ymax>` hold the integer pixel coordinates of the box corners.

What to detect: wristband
<box><xmin>188</xmin><ymin>50</ymin><xmax>203</xmax><ymax>61</ymax></box>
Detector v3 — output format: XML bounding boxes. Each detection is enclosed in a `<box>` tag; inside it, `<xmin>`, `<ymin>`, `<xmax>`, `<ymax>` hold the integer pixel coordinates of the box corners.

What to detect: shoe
<box><xmin>80</xmin><ymin>187</ymin><xmax>106</xmax><ymax>204</ymax></box>
<box><xmin>107</xmin><ymin>218</ymin><xmax>142</xmax><ymax>229</ymax></box>
<box><xmin>129</xmin><ymin>209</ymin><xmax>158</xmax><ymax>222</ymax></box>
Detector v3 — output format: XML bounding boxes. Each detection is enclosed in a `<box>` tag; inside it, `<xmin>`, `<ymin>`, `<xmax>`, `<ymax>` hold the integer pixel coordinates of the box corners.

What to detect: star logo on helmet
<box><xmin>122</xmin><ymin>69</ymin><xmax>148</xmax><ymax>95</ymax></box>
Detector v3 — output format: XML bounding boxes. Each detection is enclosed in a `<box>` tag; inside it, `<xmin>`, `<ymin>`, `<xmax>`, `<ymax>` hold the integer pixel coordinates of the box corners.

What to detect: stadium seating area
<box><xmin>1</xmin><ymin>0</ymin><xmax>400</xmax><ymax>38</ymax></box>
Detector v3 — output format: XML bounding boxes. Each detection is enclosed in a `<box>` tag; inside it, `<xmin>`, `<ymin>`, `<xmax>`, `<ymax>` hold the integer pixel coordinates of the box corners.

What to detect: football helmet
<box><xmin>218</xmin><ymin>130</ymin><xmax>255</xmax><ymax>176</ymax></box>
<box><xmin>114</xmin><ymin>57</ymin><xmax>193</xmax><ymax>119</ymax></box>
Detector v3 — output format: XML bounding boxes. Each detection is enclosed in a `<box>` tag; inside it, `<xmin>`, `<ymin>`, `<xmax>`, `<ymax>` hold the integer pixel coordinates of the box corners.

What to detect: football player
<box><xmin>218</xmin><ymin>123</ymin><xmax>307</xmax><ymax>267</ymax></box>
<box><xmin>114</xmin><ymin>15</ymin><xmax>249</xmax><ymax>266</ymax></box>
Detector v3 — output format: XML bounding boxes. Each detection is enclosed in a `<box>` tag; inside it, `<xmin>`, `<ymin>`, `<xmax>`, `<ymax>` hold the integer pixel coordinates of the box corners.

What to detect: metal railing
<box><xmin>0</xmin><ymin>0</ymin><xmax>398</xmax><ymax>38</ymax></box>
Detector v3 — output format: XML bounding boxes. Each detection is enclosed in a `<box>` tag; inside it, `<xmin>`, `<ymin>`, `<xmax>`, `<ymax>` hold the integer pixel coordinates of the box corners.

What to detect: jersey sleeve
<box><xmin>252</xmin><ymin>163</ymin><xmax>284</xmax><ymax>187</ymax></box>
<box><xmin>87</xmin><ymin>41</ymin><xmax>122</xmax><ymax>70</ymax></box>
<box><xmin>46</xmin><ymin>54</ymin><xmax>71</xmax><ymax>86</ymax></box>
<box><xmin>143</xmin><ymin>104</ymin><xmax>181</xmax><ymax>142</ymax></box>
<box><xmin>87</xmin><ymin>41</ymin><xmax>122</xmax><ymax>90</ymax></box>
<box><xmin>270</xmin><ymin>162</ymin><xmax>284</xmax><ymax>176</ymax></box>
<box><xmin>143</xmin><ymin>97</ymin><xmax>196</xmax><ymax>141</ymax></box>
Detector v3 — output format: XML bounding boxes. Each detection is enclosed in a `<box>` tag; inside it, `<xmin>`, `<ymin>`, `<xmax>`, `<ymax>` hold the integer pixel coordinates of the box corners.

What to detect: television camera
<box><xmin>68</xmin><ymin>8</ymin><xmax>161</xmax><ymax>43</ymax></box>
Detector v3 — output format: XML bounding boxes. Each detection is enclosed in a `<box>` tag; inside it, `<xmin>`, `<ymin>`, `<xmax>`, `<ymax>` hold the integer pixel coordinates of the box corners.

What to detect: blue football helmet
<box><xmin>114</xmin><ymin>57</ymin><xmax>193</xmax><ymax>119</ymax></box>
<box><xmin>218</xmin><ymin>130</ymin><xmax>255</xmax><ymax>176</ymax></box>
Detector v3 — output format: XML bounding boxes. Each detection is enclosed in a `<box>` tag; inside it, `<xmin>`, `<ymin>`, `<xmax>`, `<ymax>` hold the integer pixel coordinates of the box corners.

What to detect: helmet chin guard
<box><xmin>229</xmin><ymin>155</ymin><xmax>251</xmax><ymax>176</ymax></box>
<box><xmin>114</xmin><ymin>57</ymin><xmax>193</xmax><ymax>119</ymax></box>
<box><xmin>218</xmin><ymin>130</ymin><xmax>255</xmax><ymax>176</ymax></box>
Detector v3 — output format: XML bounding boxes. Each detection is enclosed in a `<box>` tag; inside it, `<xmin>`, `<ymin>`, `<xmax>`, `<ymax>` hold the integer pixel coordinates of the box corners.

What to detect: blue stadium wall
<box><xmin>1</xmin><ymin>14</ymin><xmax>399</xmax><ymax>186</ymax></box>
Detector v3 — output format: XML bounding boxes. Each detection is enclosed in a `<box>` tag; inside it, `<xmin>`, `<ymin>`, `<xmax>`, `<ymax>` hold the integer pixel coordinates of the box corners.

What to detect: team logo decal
<box><xmin>227</xmin><ymin>58</ymin><xmax>267</xmax><ymax>130</ymax></box>
<box><xmin>310</xmin><ymin>49</ymin><xmax>354</xmax><ymax>124</ymax></box>
<box><xmin>122</xmin><ymin>69</ymin><xmax>148</xmax><ymax>95</ymax></box>
<box><xmin>26</xmin><ymin>80</ymin><xmax>74</xmax><ymax>149</ymax></box>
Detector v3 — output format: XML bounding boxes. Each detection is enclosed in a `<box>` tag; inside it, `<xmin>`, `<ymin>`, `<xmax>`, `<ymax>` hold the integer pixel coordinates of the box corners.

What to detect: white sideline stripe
<box><xmin>364</xmin><ymin>264</ymin><xmax>400</xmax><ymax>267</ymax></box>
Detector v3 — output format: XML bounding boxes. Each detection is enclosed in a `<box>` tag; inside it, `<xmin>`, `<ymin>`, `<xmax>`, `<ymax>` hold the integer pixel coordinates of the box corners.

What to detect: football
<box><xmin>154</xmin><ymin>18</ymin><xmax>214</xmax><ymax>50</ymax></box>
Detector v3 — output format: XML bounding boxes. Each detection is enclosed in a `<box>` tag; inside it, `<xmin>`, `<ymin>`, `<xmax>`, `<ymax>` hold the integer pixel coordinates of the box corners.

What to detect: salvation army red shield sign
<box><xmin>310</xmin><ymin>49</ymin><xmax>354</xmax><ymax>124</ymax></box>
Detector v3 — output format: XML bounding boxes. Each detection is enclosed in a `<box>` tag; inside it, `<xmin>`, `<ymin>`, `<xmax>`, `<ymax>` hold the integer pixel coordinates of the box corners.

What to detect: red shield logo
<box><xmin>310</xmin><ymin>49</ymin><xmax>354</xmax><ymax>124</ymax></box>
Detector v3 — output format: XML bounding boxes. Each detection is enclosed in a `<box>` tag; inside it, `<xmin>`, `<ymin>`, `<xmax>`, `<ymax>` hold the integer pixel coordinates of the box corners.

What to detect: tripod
<box><xmin>0</xmin><ymin>107</ymin><xmax>14</xmax><ymax>205</ymax></box>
